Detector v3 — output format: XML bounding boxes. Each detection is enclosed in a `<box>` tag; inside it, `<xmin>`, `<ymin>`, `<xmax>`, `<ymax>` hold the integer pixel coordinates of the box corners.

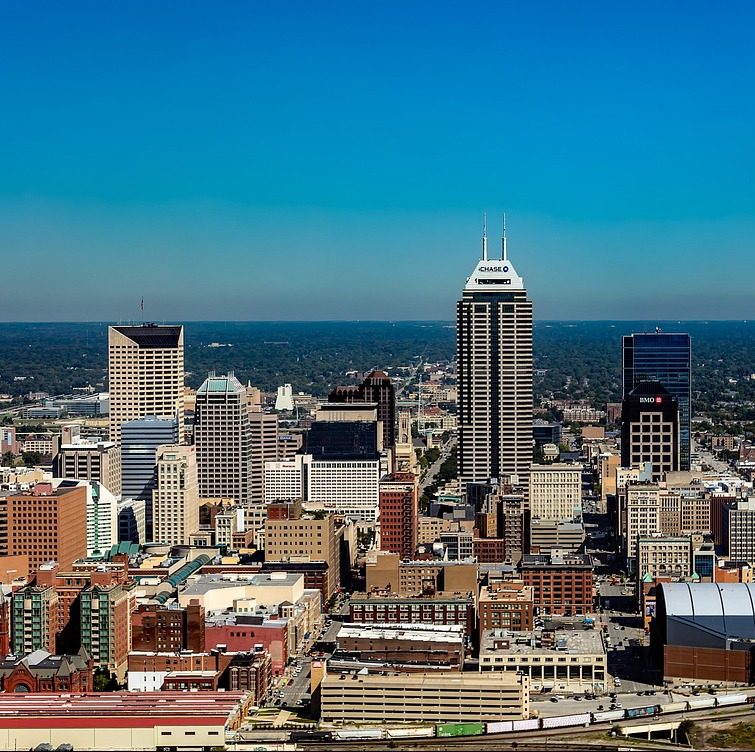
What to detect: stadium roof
<box><xmin>660</xmin><ymin>582</ymin><xmax>755</xmax><ymax>639</ymax></box>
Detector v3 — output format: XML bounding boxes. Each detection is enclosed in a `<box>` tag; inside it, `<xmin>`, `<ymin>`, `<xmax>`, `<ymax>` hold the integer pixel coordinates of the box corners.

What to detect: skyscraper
<box><xmin>620</xmin><ymin>381</ymin><xmax>680</xmax><ymax>481</ymax></box>
<box><xmin>329</xmin><ymin>370</ymin><xmax>397</xmax><ymax>449</ymax></box>
<box><xmin>153</xmin><ymin>445</ymin><xmax>200</xmax><ymax>546</ymax></box>
<box><xmin>622</xmin><ymin>332</ymin><xmax>691</xmax><ymax>470</ymax></box>
<box><xmin>457</xmin><ymin>222</ymin><xmax>533</xmax><ymax>493</ymax></box>
<box><xmin>195</xmin><ymin>373</ymin><xmax>253</xmax><ymax>504</ymax></box>
<box><xmin>107</xmin><ymin>324</ymin><xmax>184</xmax><ymax>447</ymax></box>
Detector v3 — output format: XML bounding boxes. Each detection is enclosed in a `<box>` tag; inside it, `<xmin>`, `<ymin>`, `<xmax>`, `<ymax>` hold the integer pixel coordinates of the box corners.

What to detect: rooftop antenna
<box><xmin>482</xmin><ymin>212</ymin><xmax>488</xmax><ymax>261</ymax></box>
<box><xmin>502</xmin><ymin>213</ymin><xmax>507</xmax><ymax>261</ymax></box>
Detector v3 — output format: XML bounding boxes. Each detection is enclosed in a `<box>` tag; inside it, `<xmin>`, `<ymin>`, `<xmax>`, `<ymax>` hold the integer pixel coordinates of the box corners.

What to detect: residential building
<box><xmin>11</xmin><ymin>585</ymin><xmax>58</xmax><ymax>654</ymax></box>
<box><xmin>379</xmin><ymin>472</ymin><xmax>418</xmax><ymax>560</ymax></box>
<box><xmin>80</xmin><ymin>581</ymin><xmax>135</xmax><ymax>680</ymax></box>
<box><xmin>520</xmin><ymin>552</ymin><xmax>593</xmax><ymax>616</ymax></box>
<box><xmin>4</xmin><ymin>482</ymin><xmax>87</xmax><ymax>574</ymax></box>
<box><xmin>131</xmin><ymin>601</ymin><xmax>205</xmax><ymax>653</ymax></box>
<box><xmin>530</xmin><ymin>520</ymin><xmax>585</xmax><ymax>553</ymax></box>
<box><xmin>477</xmin><ymin>580</ymin><xmax>534</xmax><ymax>640</ymax></box>
<box><xmin>457</xmin><ymin>226</ymin><xmax>533</xmax><ymax>491</ymax></box>
<box><xmin>107</xmin><ymin>324</ymin><xmax>184</xmax><ymax>447</ymax></box>
<box><xmin>723</xmin><ymin>499</ymin><xmax>755</xmax><ymax>563</ymax></box>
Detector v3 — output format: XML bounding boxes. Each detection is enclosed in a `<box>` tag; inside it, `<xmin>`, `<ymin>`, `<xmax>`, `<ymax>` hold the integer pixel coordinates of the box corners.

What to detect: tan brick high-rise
<box><xmin>108</xmin><ymin>324</ymin><xmax>184</xmax><ymax>446</ymax></box>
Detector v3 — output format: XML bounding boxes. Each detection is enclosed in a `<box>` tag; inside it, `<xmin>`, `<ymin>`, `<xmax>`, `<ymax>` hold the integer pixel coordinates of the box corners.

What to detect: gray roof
<box><xmin>660</xmin><ymin>582</ymin><xmax>755</xmax><ymax>641</ymax></box>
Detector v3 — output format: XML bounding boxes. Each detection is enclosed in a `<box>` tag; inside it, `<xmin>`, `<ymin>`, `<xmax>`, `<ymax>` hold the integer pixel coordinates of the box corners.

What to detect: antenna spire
<box><xmin>482</xmin><ymin>212</ymin><xmax>488</xmax><ymax>261</ymax></box>
<box><xmin>502</xmin><ymin>213</ymin><xmax>507</xmax><ymax>261</ymax></box>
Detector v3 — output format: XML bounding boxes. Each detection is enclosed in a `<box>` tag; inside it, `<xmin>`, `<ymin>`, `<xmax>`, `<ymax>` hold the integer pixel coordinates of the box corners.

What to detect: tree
<box><xmin>21</xmin><ymin>451</ymin><xmax>41</xmax><ymax>467</ymax></box>
<box><xmin>93</xmin><ymin>667</ymin><xmax>119</xmax><ymax>692</ymax></box>
<box><xmin>1</xmin><ymin>451</ymin><xmax>15</xmax><ymax>467</ymax></box>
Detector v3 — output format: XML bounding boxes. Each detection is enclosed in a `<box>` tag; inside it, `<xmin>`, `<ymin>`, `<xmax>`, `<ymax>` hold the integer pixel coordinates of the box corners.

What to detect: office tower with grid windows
<box><xmin>153</xmin><ymin>445</ymin><xmax>200</xmax><ymax>546</ymax></box>
<box><xmin>107</xmin><ymin>324</ymin><xmax>184</xmax><ymax>447</ymax></box>
<box><xmin>622</xmin><ymin>331</ymin><xmax>691</xmax><ymax>471</ymax></box>
<box><xmin>457</xmin><ymin>223</ymin><xmax>533</xmax><ymax>494</ymax></box>
<box><xmin>195</xmin><ymin>373</ymin><xmax>253</xmax><ymax>505</ymax></box>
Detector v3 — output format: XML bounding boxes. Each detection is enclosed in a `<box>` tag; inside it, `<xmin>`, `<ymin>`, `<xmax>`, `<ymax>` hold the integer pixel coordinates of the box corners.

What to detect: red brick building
<box><xmin>4</xmin><ymin>483</ymin><xmax>87</xmax><ymax>574</ymax></box>
<box><xmin>520</xmin><ymin>552</ymin><xmax>594</xmax><ymax>616</ymax></box>
<box><xmin>477</xmin><ymin>580</ymin><xmax>534</xmax><ymax>640</ymax></box>
<box><xmin>132</xmin><ymin>600</ymin><xmax>205</xmax><ymax>653</ymax></box>
<box><xmin>379</xmin><ymin>473</ymin><xmax>418</xmax><ymax>560</ymax></box>
<box><xmin>349</xmin><ymin>592</ymin><xmax>476</xmax><ymax>639</ymax></box>
<box><xmin>0</xmin><ymin>648</ymin><xmax>92</xmax><ymax>693</ymax></box>
<box><xmin>205</xmin><ymin>617</ymin><xmax>288</xmax><ymax>674</ymax></box>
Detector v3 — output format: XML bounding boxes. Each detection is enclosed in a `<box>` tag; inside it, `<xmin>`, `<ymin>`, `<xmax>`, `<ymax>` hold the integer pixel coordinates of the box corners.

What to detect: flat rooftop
<box><xmin>0</xmin><ymin>691</ymin><xmax>246</xmax><ymax>721</ymax></box>
<box><xmin>480</xmin><ymin>627</ymin><xmax>605</xmax><ymax>656</ymax></box>
<box><xmin>337</xmin><ymin>623</ymin><xmax>465</xmax><ymax>644</ymax></box>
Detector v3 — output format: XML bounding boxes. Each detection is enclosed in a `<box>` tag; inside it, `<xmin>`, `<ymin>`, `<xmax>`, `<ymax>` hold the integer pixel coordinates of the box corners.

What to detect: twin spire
<box><xmin>481</xmin><ymin>212</ymin><xmax>508</xmax><ymax>262</ymax></box>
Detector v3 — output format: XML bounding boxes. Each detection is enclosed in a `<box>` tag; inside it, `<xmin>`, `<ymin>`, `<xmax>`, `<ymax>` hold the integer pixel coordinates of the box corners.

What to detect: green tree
<box><xmin>1</xmin><ymin>451</ymin><xmax>15</xmax><ymax>466</ymax></box>
<box><xmin>93</xmin><ymin>667</ymin><xmax>119</xmax><ymax>692</ymax></box>
<box><xmin>21</xmin><ymin>451</ymin><xmax>41</xmax><ymax>467</ymax></box>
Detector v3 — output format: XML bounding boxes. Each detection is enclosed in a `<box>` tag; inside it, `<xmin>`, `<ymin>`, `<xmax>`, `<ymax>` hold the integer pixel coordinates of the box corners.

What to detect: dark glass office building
<box><xmin>622</xmin><ymin>332</ymin><xmax>691</xmax><ymax>471</ymax></box>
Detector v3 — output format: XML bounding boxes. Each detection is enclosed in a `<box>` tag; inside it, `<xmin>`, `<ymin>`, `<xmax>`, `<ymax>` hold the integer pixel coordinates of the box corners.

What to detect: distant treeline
<box><xmin>0</xmin><ymin>320</ymin><xmax>753</xmax><ymax>427</ymax></box>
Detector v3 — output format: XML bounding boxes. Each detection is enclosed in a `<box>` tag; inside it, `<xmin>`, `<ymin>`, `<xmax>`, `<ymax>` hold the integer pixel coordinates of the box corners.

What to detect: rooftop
<box><xmin>111</xmin><ymin>324</ymin><xmax>183</xmax><ymax>349</ymax></box>
<box><xmin>337</xmin><ymin>623</ymin><xmax>465</xmax><ymax>644</ymax></box>
<box><xmin>480</xmin><ymin>627</ymin><xmax>605</xmax><ymax>656</ymax></box>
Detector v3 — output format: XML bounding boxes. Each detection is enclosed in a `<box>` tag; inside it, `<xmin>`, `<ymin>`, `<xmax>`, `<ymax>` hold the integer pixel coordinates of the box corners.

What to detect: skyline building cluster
<box><xmin>6</xmin><ymin>220</ymin><xmax>755</xmax><ymax>750</ymax></box>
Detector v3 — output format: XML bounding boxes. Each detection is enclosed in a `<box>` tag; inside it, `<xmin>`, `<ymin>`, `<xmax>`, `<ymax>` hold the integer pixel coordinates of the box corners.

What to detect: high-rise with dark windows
<box><xmin>457</xmin><ymin>224</ymin><xmax>533</xmax><ymax>493</ymax></box>
<box><xmin>622</xmin><ymin>332</ymin><xmax>691</xmax><ymax>471</ymax></box>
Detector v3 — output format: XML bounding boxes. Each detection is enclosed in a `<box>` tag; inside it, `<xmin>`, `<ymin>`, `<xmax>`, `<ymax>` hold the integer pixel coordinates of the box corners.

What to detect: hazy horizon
<box><xmin>2</xmin><ymin>2</ymin><xmax>754</xmax><ymax>320</ymax></box>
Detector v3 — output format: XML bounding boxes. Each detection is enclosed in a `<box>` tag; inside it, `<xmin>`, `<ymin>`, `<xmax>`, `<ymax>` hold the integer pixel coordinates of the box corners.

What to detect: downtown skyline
<box><xmin>2</xmin><ymin>1</ymin><xmax>755</xmax><ymax>321</ymax></box>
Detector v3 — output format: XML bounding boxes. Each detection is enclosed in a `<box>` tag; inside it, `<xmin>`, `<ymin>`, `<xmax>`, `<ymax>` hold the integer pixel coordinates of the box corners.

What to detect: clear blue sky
<box><xmin>1</xmin><ymin>0</ymin><xmax>754</xmax><ymax>321</ymax></box>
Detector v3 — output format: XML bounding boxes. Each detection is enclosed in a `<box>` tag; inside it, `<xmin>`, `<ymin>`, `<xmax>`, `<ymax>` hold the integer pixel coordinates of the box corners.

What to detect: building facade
<box><xmin>621</xmin><ymin>381</ymin><xmax>680</xmax><ymax>481</ymax></box>
<box><xmin>195</xmin><ymin>373</ymin><xmax>253</xmax><ymax>505</ymax></box>
<box><xmin>153</xmin><ymin>445</ymin><xmax>201</xmax><ymax>546</ymax></box>
<box><xmin>457</xmin><ymin>227</ymin><xmax>533</xmax><ymax>493</ymax></box>
<box><xmin>379</xmin><ymin>472</ymin><xmax>418</xmax><ymax>560</ymax></box>
<box><xmin>623</xmin><ymin>332</ymin><xmax>691</xmax><ymax>471</ymax></box>
<box><xmin>529</xmin><ymin>464</ymin><xmax>582</xmax><ymax>521</ymax></box>
<box><xmin>108</xmin><ymin>324</ymin><xmax>184</xmax><ymax>447</ymax></box>
<box><xmin>520</xmin><ymin>552</ymin><xmax>594</xmax><ymax>616</ymax></box>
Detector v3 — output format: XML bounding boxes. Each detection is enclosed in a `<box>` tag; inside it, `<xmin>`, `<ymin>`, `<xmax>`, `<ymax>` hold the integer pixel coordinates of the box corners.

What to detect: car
<box><xmin>597</xmin><ymin>704</ymin><xmax>604</xmax><ymax>711</ymax></box>
<box><xmin>637</xmin><ymin>692</ymin><xmax>644</xmax><ymax>696</ymax></box>
<box><xmin>615</xmin><ymin>702</ymin><xmax>623</xmax><ymax>708</ymax></box>
<box><xmin>575</xmin><ymin>696</ymin><xmax>583</xmax><ymax>701</ymax></box>
<box><xmin>550</xmin><ymin>697</ymin><xmax>559</xmax><ymax>703</ymax></box>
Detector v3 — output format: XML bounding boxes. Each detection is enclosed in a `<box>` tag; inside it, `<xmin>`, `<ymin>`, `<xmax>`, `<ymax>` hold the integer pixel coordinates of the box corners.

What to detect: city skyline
<box><xmin>2</xmin><ymin>2</ymin><xmax>755</xmax><ymax>321</ymax></box>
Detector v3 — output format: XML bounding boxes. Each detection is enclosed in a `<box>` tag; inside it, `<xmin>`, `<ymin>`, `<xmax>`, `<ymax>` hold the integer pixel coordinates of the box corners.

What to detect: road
<box><xmin>419</xmin><ymin>438</ymin><xmax>456</xmax><ymax>495</ymax></box>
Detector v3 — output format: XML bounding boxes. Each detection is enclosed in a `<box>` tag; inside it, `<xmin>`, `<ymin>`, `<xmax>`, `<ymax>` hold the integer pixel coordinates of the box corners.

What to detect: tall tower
<box><xmin>457</xmin><ymin>220</ymin><xmax>533</xmax><ymax>493</ymax></box>
<box><xmin>195</xmin><ymin>373</ymin><xmax>253</xmax><ymax>504</ymax></box>
<box><xmin>622</xmin><ymin>332</ymin><xmax>691</xmax><ymax>471</ymax></box>
<box><xmin>108</xmin><ymin>324</ymin><xmax>184</xmax><ymax>447</ymax></box>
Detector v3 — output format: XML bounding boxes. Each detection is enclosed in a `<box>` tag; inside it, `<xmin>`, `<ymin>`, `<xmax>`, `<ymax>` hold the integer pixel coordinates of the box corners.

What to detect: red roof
<box><xmin>0</xmin><ymin>691</ymin><xmax>248</xmax><ymax>728</ymax></box>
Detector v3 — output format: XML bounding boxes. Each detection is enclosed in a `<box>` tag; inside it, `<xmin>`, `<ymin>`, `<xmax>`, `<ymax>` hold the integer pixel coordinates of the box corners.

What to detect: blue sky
<box><xmin>1</xmin><ymin>1</ymin><xmax>754</xmax><ymax>321</ymax></box>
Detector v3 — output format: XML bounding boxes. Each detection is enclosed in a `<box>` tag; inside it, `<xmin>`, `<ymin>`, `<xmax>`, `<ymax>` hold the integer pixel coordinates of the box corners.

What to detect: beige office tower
<box><xmin>107</xmin><ymin>324</ymin><xmax>184</xmax><ymax>446</ymax></box>
<box><xmin>457</xmin><ymin>223</ymin><xmax>533</xmax><ymax>494</ymax></box>
<box><xmin>153</xmin><ymin>445</ymin><xmax>200</xmax><ymax>546</ymax></box>
<box><xmin>195</xmin><ymin>373</ymin><xmax>253</xmax><ymax>504</ymax></box>
<box><xmin>249</xmin><ymin>412</ymin><xmax>278</xmax><ymax>503</ymax></box>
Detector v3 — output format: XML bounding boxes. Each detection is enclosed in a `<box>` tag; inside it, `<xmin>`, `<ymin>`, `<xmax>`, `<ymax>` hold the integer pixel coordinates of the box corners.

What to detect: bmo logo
<box><xmin>479</xmin><ymin>265</ymin><xmax>509</xmax><ymax>273</ymax></box>
<box><xmin>639</xmin><ymin>396</ymin><xmax>662</xmax><ymax>404</ymax></box>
